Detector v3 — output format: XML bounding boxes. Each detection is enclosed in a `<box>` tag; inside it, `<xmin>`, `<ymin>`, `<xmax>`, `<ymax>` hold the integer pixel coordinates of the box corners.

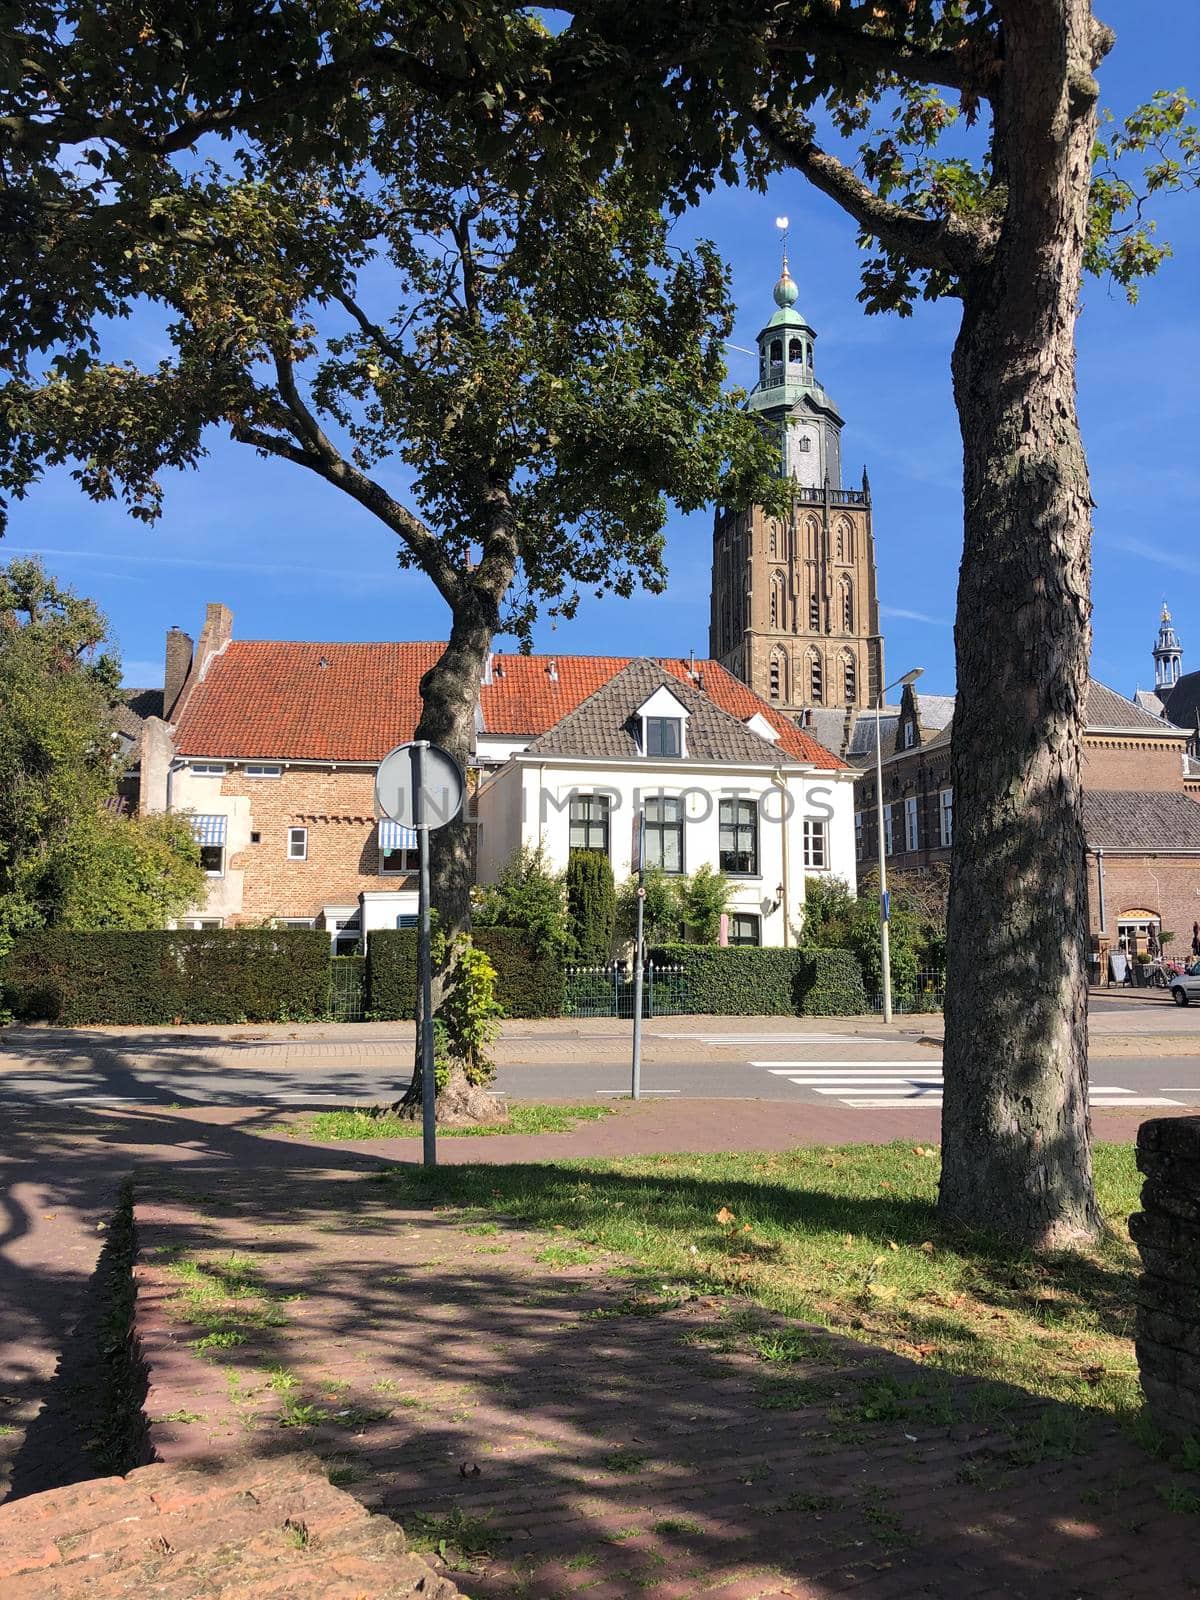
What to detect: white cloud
<box><xmin>881</xmin><ymin>606</ymin><xmax>952</xmax><ymax>627</ymax></box>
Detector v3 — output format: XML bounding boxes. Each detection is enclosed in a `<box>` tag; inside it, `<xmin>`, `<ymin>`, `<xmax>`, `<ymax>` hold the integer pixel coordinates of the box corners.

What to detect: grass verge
<box><xmin>372</xmin><ymin>1141</ymin><xmax>1144</xmax><ymax>1415</ymax></box>
<box><xmin>302</xmin><ymin>1103</ymin><xmax>616</xmax><ymax>1140</ymax></box>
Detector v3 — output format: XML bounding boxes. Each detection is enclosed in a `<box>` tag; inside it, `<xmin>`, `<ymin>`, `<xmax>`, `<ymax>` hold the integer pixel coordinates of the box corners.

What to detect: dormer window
<box><xmin>646</xmin><ymin>717</ymin><xmax>681</xmax><ymax>758</ymax></box>
<box><xmin>903</xmin><ymin>721</ymin><xmax>915</xmax><ymax>749</ymax></box>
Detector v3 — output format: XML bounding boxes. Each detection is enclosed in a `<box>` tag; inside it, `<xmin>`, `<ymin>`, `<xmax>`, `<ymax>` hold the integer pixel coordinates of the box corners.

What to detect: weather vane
<box><xmin>775</xmin><ymin>214</ymin><xmax>790</xmax><ymax>267</ymax></box>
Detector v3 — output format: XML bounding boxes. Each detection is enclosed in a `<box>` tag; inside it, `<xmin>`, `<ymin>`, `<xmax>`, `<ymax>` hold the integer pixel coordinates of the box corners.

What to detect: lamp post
<box><xmin>874</xmin><ymin>667</ymin><xmax>924</xmax><ymax>1023</ymax></box>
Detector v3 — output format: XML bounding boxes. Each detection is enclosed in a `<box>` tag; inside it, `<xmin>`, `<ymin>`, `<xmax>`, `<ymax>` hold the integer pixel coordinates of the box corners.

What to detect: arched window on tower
<box><xmin>843</xmin><ymin>651</ymin><xmax>857</xmax><ymax>704</ymax></box>
<box><xmin>835</xmin><ymin>527</ymin><xmax>844</xmax><ymax>561</ymax></box>
<box><xmin>809</xmin><ymin>649</ymin><xmax>824</xmax><ymax>705</ymax></box>
<box><xmin>769</xmin><ymin>648</ymin><xmax>788</xmax><ymax>703</ymax></box>
<box><xmin>768</xmin><ymin>522</ymin><xmax>778</xmax><ymax>559</ymax></box>
<box><xmin>840</xmin><ymin>578</ymin><xmax>854</xmax><ymax>632</ymax></box>
<box><xmin>805</xmin><ymin>517</ymin><xmax>820</xmax><ymax>559</ymax></box>
<box><xmin>788</xmin><ymin>337</ymin><xmax>802</xmax><ymax>363</ymax></box>
<box><xmin>769</xmin><ymin>569</ymin><xmax>787</xmax><ymax>630</ymax></box>
<box><xmin>769</xmin><ymin>338</ymin><xmax>783</xmax><ymax>365</ymax></box>
<box><xmin>809</xmin><ymin>589</ymin><xmax>820</xmax><ymax>630</ymax></box>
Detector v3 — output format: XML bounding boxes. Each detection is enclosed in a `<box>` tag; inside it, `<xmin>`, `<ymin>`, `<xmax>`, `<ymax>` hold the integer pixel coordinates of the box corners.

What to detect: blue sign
<box><xmin>881</xmin><ymin>889</ymin><xmax>891</xmax><ymax>923</ymax></box>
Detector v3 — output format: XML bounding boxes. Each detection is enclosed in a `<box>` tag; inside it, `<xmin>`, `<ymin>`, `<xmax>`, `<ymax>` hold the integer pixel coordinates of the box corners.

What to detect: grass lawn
<box><xmin>301</xmin><ymin>1103</ymin><xmax>616</xmax><ymax>1140</ymax></box>
<box><xmin>372</xmin><ymin>1140</ymin><xmax>1147</xmax><ymax>1420</ymax></box>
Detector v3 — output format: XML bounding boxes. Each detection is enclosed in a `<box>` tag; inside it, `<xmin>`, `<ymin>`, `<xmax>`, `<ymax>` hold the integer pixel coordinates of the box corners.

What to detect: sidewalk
<box><xmin>130</xmin><ymin>1145</ymin><xmax>1196</xmax><ymax>1600</ymax></box>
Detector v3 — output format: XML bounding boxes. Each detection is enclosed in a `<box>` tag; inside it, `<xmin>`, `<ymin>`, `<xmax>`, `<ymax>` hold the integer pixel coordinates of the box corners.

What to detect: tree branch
<box><xmin>764</xmin><ymin>7</ymin><xmax>993</xmax><ymax>99</ymax></box>
<box><xmin>751</xmin><ymin>110</ymin><xmax>992</xmax><ymax>276</ymax></box>
<box><xmin>264</xmin><ymin>347</ymin><xmax>463</xmax><ymax>606</ymax></box>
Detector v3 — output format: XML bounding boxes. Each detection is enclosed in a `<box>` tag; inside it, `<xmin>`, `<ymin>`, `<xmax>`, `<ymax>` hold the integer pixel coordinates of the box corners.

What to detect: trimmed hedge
<box><xmin>4</xmin><ymin>929</ymin><xmax>332</xmax><ymax>1025</ymax></box>
<box><xmin>647</xmin><ymin>944</ymin><xmax>867</xmax><ymax>1017</ymax></box>
<box><xmin>367</xmin><ymin>926</ymin><xmax>564</xmax><ymax>1020</ymax></box>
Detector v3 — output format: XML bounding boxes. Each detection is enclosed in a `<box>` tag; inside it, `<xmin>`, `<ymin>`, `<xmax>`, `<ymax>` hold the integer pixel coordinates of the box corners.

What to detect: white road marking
<box><xmin>756</xmin><ymin>1060</ymin><xmax>942</xmax><ymax>1070</ymax></box>
<box><xmin>594</xmin><ymin>1089</ymin><xmax>680</xmax><ymax>1096</ymax></box>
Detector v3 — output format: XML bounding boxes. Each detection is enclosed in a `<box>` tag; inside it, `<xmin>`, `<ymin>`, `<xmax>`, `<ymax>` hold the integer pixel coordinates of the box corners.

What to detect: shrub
<box><xmin>565</xmin><ymin>849</ymin><xmax>616</xmax><ymax>962</ymax></box>
<box><xmin>678</xmin><ymin>864</ymin><xmax>732</xmax><ymax>943</ymax></box>
<box><xmin>4</xmin><ymin>928</ymin><xmax>331</xmax><ymax>1024</ymax></box>
<box><xmin>616</xmin><ymin>866</ymin><xmax>682</xmax><ymax>946</ymax></box>
<box><xmin>368</xmin><ymin>925</ymin><xmax>563</xmax><ymax>1019</ymax></box>
<box><xmin>648</xmin><ymin>943</ymin><xmax>867</xmax><ymax>1017</ymax></box>
<box><xmin>437</xmin><ymin>935</ymin><xmax>503</xmax><ymax>1086</ymax></box>
<box><xmin>473</xmin><ymin>844</ymin><xmax>571</xmax><ymax>959</ymax></box>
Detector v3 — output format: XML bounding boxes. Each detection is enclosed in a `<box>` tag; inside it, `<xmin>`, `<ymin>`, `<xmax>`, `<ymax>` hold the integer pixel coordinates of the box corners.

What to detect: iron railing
<box><xmin>329</xmin><ymin>955</ymin><xmax>367</xmax><ymax>1021</ymax></box>
<box><xmin>563</xmin><ymin>962</ymin><xmax>692</xmax><ymax>1019</ymax></box>
<box><xmin>868</xmin><ymin>969</ymin><xmax>945</xmax><ymax>1015</ymax></box>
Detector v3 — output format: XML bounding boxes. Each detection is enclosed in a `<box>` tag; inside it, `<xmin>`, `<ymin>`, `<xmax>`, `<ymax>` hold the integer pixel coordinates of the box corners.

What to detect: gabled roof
<box><xmin>1086</xmin><ymin>679</ymin><xmax>1184</xmax><ymax>733</ymax></box>
<box><xmin>1164</xmin><ymin>669</ymin><xmax>1200</xmax><ymax>732</ymax></box>
<box><xmin>520</xmin><ymin>659</ymin><xmax>797</xmax><ymax>766</ymax></box>
<box><xmin>171</xmin><ymin>641</ymin><xmax>845</xmax><ymax>769</ymax></box>
<box><xmin>1083</xmin><ymin>790</ymin><xmax>1200</xmax><ymax>852</ymax></box>
<box><xmin>113</xmin><ymin>687</ymin><xmax>164</xmax><ymax>745</ymax></box>
<box><xmin>914</xmin><ymin>693</ymin><xmax>956</xmax><ymax>730</ymax></box>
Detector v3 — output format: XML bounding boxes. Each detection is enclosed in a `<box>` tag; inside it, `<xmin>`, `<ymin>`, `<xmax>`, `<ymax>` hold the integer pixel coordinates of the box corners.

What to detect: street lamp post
<box><xmin>874</xmin><ymin>667</ymin><xmax>924</xmax><ymax>1023</ymax></box>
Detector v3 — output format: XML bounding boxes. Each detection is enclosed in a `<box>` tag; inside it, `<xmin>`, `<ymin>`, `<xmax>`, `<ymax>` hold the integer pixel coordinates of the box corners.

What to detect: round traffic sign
<box><xmin>375</xmin><ymin>741</ymin><xmax>465</xmax><ymax>830</ymax></box>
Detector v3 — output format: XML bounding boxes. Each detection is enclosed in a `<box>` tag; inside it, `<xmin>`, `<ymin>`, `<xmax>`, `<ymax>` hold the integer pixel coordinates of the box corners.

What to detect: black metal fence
<box><xmin>563</xmin><ymin>962</ymin><xmax>692</xmax><ymax>1019</ymax></box>
<box><xmin>868</xmin><ymin>968</ymin><xmax>945</xmax><ymax>1015</ymax></box>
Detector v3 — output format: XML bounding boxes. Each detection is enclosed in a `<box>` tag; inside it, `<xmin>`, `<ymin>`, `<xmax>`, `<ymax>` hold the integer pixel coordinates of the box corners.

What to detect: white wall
<box><xmin>475</xmin><ymin>757</ymin><xmax>856</xmax><ymax>947</ymax></box>
<box><xmin>169</xmin><ymin>767</ymin><xmax>250</xmax><ymax>923</ymax></box>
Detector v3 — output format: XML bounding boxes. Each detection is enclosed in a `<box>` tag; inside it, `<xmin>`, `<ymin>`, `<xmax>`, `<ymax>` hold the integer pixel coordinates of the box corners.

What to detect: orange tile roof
<box><xmin>173</xmin><ymin>641</ymin><xmax>845</xmax><ymax>769</ymax></box>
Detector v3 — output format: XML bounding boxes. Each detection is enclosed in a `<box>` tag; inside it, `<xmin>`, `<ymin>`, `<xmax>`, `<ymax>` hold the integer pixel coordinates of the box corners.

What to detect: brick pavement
<box><xmin>130</xmin><ymin>1157</ymin><xmax>1198</xmax><ymax>1600</ymax></box>
<box><xmin>0</xmin><ymin>1454</ymin><xmax>465</xmax><ymax>1597</ymax></box>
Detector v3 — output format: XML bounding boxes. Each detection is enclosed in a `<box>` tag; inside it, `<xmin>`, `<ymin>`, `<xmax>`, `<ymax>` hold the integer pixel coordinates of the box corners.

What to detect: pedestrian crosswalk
<box><xmin>749</xmin><ymin>1060</ymin><xmax>1183</xmax><ymax>1110</ymax></box>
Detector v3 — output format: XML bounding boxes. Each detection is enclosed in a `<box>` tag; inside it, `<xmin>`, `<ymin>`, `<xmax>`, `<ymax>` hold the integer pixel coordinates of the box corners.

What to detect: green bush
<box><xmin>368</xmin><ymin>926</ymin><xmax>564</xmax><ymax>1020</ymax></box>
<box><xmin>648</xmin><ymin>943</ymin><xmax>867</xmax><ymax>1017</ymax></box>
<box><xmin>473</xmin><ymin>845</ymin><xmax>571</xmax><ymax>959</ymax></box>
<box><xmin>4</xmin><ymin>928</ymin><xmax>331</xmax><ymax>1025</ymax></box>
<box><xmin>565</xmin><ymin>849</ymin><xmax>616</xmax><ymax>961</ymax></box>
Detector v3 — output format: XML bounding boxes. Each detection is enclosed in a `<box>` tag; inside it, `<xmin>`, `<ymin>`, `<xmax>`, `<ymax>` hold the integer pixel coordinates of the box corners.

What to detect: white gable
<box><xmin>634</xmin><ymin>684</ymin><xmax>691</xmax><ymax>721</ymax></box>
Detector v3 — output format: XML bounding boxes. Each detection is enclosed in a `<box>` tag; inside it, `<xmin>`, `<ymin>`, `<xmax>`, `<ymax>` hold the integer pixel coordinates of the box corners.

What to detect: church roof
<box><xmin>1163</xmin><ymin>670</ymin><xmax>1200</xmax><ymax>732</ymax></box>
<box><xmin>1086</xmin><ymin>679</ymin><xmax>1184</xmax><ymax>732</ymax></box>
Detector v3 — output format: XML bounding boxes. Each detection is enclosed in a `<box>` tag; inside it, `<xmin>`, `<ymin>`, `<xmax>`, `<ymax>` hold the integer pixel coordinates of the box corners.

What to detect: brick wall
<box><xmin>1082</xmin><ymin>737</ymin><xmax>1186</xmax><ymax>792</ymax></box>
<box><xmin>1087</xmin><ymin>852</ymin><xmax>1200</xmax><ymax>945</ymax></box>
<box><xmin>219</xmin><ymin>767</ymin><xmax>414</xmax><ymax>924</ymax></box>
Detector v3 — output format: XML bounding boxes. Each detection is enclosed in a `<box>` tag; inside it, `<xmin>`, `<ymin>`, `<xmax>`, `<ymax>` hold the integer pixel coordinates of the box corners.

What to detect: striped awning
<box><xmin>379</xmin><ymin>819</ymin><xmax>418</xmax><ymax>850</ymax></box>
<box><xmin>189</xmin><ymin>814</ymin><xmax>228</xmax><ymax>847</ymax></box>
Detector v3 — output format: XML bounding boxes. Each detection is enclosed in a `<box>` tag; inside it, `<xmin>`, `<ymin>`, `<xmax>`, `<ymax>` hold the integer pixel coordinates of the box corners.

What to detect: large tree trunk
<box><xmin>398</xmin><ymin>499</ymin><xmax>518</xmax><ymax>1123</ymax></box>
<box><xmin>938</xmin><ymin>0</ymin><xmax>1102</xmax><ymax>1246</ymax></box>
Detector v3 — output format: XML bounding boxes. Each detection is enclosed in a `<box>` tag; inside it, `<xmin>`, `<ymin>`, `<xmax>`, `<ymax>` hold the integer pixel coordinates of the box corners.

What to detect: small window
<box><xmin>332</xmin><ymin>916</ymin><xmax>361</xmax><ymax>956</ymax></box>
<box><xmin>902</xmin><ymin>722</ymin><xmax>915</xmax><ymax>749</ymax></box>
<box><xmin>182</xmin><ymin>917</ymin><xmax>223</xmax><ymax>929</ymax></box>
<box><xmin>808</xmin><ymin>593</ymin><xmax>820</xmax><ymax>630</ymax></box>
<box><xmin>904</xmin><ymin>795</ymin><xmax>920</xmax><ymax>852</ymax></box>
<box><xmin>844</xmin><ymin>655</ymin><xmax>857</xmax><ymax>703</ymax></box>
<box><xmin>279</xmin><ymin>917</ymin><xmax>315</xmax><ymax>929</ymax></box>
<box><xmin>190</xmin><ymin>763</ymin><xmax>227</xmax><ymax>777</ymax></box>
<box><xmin>288</xmin><ymin>827</ymin><xmax>308</xmax><ymax>860</ymax></box>
<box><xmin>803</xmin><ymin>818</ymin><xmax>828</xmax><ymax>870</ymax></box>
<box><xmin>250</xmin><ymin>831</ymin><xmax>262</xmax><ymax>845</ymax></box>
<box><xmin>729</xmin><ymin>913</ymin><xmax>761</xmax><ymax>947</ymax></box>
<box><xmin>939</xmin><ymin>789</ymin><xmax>953</xmax><ymax>849</ymax></box>
<box><xmin>644</xmin><ymin>796</ymin><xmax>684</xmax><ymax>873</ymax></box>
<box><xmin>244</xmin><ymin>763</ymin><xmax>282</xmax><ymax>778</ymax></box>
<box><xmin>884</xmin><ymin>805</ymin><xmax>895</xmax><ymax>857</ymax></box>
<box><xmin>810</xmin><ymin>652</ymin><xmax>824</xmax><ymax>704</ymax></box>
<box><xmin>381</xmin><ymin>846</ymin><xmax>419</xmax><ymax>874</ymax></box>
<box><xmin>719</xmin><ymin>798</ymin><xmax>759</xmax><ymax>876</ymax></box>
<box><xmin>569</xmin><ymin>795</ymin><xmax>610</xmax><ymax>855</ymax></box>
<box><xmin>645</xmin><ymin>717</ymin><xmax>682</xmax><ymax>758</ymax></box>
<box><xmin>797</xmin><ymin>435</ymin><xmax>811</xmax><ymax>453</ymax></box>
<box><xmin>395</xmin><ymin>913</ymin><xmax>418</xmax><ymax>929</ymax></box>
<box><xmin>199</xmin><ymin>844</ymin><xmax>224</xmax><ymax>876</ymax></box>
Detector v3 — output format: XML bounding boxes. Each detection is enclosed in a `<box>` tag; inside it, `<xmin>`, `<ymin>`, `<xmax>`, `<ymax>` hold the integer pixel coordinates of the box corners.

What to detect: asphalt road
<box><xmin>1</xmin><ymin>1028</ymin><xmax>1198</xmax><ymax>1111</ymax></box>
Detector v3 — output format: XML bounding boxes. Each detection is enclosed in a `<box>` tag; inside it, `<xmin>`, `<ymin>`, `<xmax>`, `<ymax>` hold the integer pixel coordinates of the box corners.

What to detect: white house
<box><xmin>475</xmin><ymin>658</ymin><xmax>856</xmax><ymax>947</ymax></box>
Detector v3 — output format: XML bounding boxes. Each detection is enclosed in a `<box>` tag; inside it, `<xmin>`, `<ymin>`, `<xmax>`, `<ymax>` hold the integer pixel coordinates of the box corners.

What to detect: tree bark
<box><xmin>938</xmin><ymin>0</ymin><xmax>1102</xmax><ymax>1246</ymax></box>
<box><xmin>398</xmin><ymin>493</ymin><xmax>518</xmax><ymax>1121</ymax></box>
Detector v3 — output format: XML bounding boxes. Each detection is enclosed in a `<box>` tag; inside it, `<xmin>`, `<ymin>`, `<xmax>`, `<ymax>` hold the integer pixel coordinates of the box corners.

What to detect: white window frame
<box><xmin>904</xmin><ymin>795</ymin><xmax>920</xmax><ymax>852</ymax></box>
<box><xmin>939</xmin><ymin>789</ymin><xmax>953</xmax><ymax>849</ymax></box>
<box><xmin>380</xmin><ymin>845</ymin><xmax>419</xmax><ymax>875</ymax></box>
<box><xmin>903</xmin><ymin>722</ymin><xmax>915</xmax><ymax>749</ymax></box>
<box><xmin>854</xmin><ymin>811</ymin><xmax>864</xmax><ymax>860</ymax></box>
<box><xmin>884</xmin><ymin>805</ymin><xmax>895</xmax><ymax>857</ymax></box>
<box><xmin>729</xmin><ymin>912</ymin><xmax>761</xmax><ymax>946</ymax></box>
<box><xmin>181</xmin><ymin>917</ymin><xmax>223</xmax><ymax>929</ymax></box>
<box><xmin>802</xmin><ymin>817</ymin><xmax>829</xmax><ymax>870</ymax></box>
<box><xmin>244</xmin><ymin>763</ymin><xmax>283</xmax><ymax>779</ymax></box>
<box><xmin>287</xmin><ymin>826</ymin><xmax>308</xmax><ymax>861</ymax></box>
<box><xmin>189</xmin><ymin>762</ymin><xmax>227</xmax><ymax>777</ymax></box>
<box><xmin>278</xmin><ymin>917</ymin><xmax>316</xmax><ymax>929</ymax></box>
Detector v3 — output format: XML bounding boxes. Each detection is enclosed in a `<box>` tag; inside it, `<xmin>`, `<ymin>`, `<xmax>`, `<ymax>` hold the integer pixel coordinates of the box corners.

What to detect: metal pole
<box><xmin>874</xmin><ymin>697</ymin><xmax>893</xmax><ymax>1024</ymax></box>
<box><xmin>631</xmin><ymin>811</ymin><xmax>645</xmax><ymax>1100</ymax></box>
<box><xmin>411</xmin><ymin>742</ymin><xmax>437</xmax><ymax>1169</ymax></box>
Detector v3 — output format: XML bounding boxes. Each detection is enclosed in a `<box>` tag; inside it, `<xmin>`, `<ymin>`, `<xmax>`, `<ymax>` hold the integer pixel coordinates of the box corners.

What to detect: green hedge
<box><xmin>648</xmin><ymin>944</ymin><xmax>867</xmax><ymax>1017</ymax></box>
<box><xmin>4</xmin><ymin>929</ymin><xmax>332</xmax><ymax>1025</ymax></box>
<box><xmin>367</xmin><ymin>926</ymin><xmax>564</xmax><ymax>1020</ymax></box>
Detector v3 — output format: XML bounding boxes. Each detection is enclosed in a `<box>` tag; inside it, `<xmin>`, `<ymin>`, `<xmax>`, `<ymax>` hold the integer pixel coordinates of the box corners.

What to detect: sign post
<box><xmin>631</xmin><ymin>810</ymin><xmax>645</xmax><ymax>1102</ymax></box>
<box><xmin>375</xmin><ymin>740</ymin><xmax>465</xmax><ymax>1169</ymax></box>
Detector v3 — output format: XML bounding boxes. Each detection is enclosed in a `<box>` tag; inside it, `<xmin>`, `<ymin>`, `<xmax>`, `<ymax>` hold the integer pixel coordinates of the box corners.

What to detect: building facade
<box><xmin>134</xmin><ymin>605</ymin><xmax>853</xmax><ymax>948</ymax></box>
<box><xmin>709</xmin><ymin>257</ymin><xmax>884</xmax><ymax>718</ymax></box>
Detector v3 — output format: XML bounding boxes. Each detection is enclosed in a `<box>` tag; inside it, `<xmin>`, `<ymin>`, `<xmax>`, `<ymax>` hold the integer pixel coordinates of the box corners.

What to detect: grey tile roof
<box><xmin>808</xmin><ymin>708</ymin><xmax>854</xmax><ymax>758</ymax></box>
<box><xmin>1086</xmin><ymin>679</ymin><xmax>1182</xmax><ymax>732</ymax></box>
<box><xmin>113</xmin><ymin>687</ymin><xmax>164</xmax><ymax>743</ymax></box>
<box><xmin>1164</xmin><ymin>670</ymin><xmax>1200</xmax><ymax>731</ymax></box>
<box><xmin>846</xmin><ymin>707</ymin><xmax>899</xmax><ymax>762</ymax></box>
<box><xmin>915</xmin><ymin>693</ymin><xmax>956</xmax><ymax>730</ymax></box>
<box><xmin>1134</xmin><ymin>689</ymin><xmax>1167</xmax><ymax>717</ymax></box>
<box><xmin>521</xmin><ymin>658</ymin><xmax>794</xmax><ymax>765</ymax></box>
<box><xmin>1083</xmin><ymin>789</ymin><xmax>1200</xmax><ymax>852</ymax></box>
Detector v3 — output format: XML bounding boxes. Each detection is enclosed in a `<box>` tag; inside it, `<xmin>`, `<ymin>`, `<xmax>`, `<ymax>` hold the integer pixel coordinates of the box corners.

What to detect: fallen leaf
<box><xmin>879</xmin><ymin>1181</ymin><xmax>894</xmax><ymax>1191</ymax></box>
<box><xmin>1081</xmin><ymin>1366</ymin><xmax>1106</xmax><ymax>1386</ymax></box>
<box><xmin>741</xmin><ymin>1224</ymin><xmax>753</xmax><ymax>1233</ymax></box>
<box><xmin>887</xmin><ymin>1240</ymin><xmax>899</xmax><ymax>1252</ymax></box>
<box><xmin>843</xmin><ymin>1234</ymin><xmax>855</xmax><ymax>1248</ymax></box>
<box><xmin>716</xmin><ymin>1207</ymin><xmax>735</xmax><ymax>1226</ymax></box>
<box><xmin>919</xmin><ymin>1241</ymin><xmax>935</xmax><ymax>1254</ymax></box>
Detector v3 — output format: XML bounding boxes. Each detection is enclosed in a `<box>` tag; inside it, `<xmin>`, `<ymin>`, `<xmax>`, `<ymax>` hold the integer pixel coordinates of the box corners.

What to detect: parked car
<box><xmin>1170</xmin><ymin>962</ymin><xmax>1200</xmax><ymax>1007</ymax></box>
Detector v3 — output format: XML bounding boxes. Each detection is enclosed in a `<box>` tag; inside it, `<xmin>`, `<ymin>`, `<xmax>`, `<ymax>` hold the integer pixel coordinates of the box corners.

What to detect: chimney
<box><xmin>138</xmin><ymin>717</ymin><xmax>176</xmax><ymax>814</ymax></box>
<box><xmin>193</xmin><ymin>603</ymin><xmax>234</xmax><ymax>680</ymax></box>
<box><xmin>163</xmin><ymin>626</ymin><xmax>193</xmax><ymax>719</ymax></box>
<box><xmin>546</xmin><ymin>658</ymin><xmax>558</xmax><ymax>683</ymax></box>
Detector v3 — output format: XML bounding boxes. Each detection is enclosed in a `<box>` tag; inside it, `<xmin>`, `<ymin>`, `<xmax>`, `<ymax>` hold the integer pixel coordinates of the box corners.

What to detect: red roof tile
<box><xmin>173</xmin><ymin>641</ymin><xmax>845</xmax><ymax>770</ymax></box>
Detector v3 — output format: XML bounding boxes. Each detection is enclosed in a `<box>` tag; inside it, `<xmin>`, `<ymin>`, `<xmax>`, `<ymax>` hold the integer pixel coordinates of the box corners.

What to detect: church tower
<box><xmin>1154</xmin><ymin>603</ymin><xmax>1183</xmax><ymax>693</ymax></box>
<box><xmin>709</xmin><ymin>247</ymin><xmax>884</xmax><ymax>718</ymax></box>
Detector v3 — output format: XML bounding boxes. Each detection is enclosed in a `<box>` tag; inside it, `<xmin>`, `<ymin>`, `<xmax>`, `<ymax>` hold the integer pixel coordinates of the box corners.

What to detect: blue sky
<box><xmin>7</xmin><ymin>0</ymin><xmax>1198</xmax><ymax>701</ymax></box>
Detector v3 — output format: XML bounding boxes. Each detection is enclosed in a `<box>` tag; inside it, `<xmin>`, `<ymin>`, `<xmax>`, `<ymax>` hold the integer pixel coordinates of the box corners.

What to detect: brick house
<box><xmin>850</xmin><ymin>678</ymin><xmax>1200</xmax><ymax>966</ymax></box>
<box><xmin>135</xmin><ymin>604</ymin><xmax>851</xmax><ymax>948</ymax></box>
